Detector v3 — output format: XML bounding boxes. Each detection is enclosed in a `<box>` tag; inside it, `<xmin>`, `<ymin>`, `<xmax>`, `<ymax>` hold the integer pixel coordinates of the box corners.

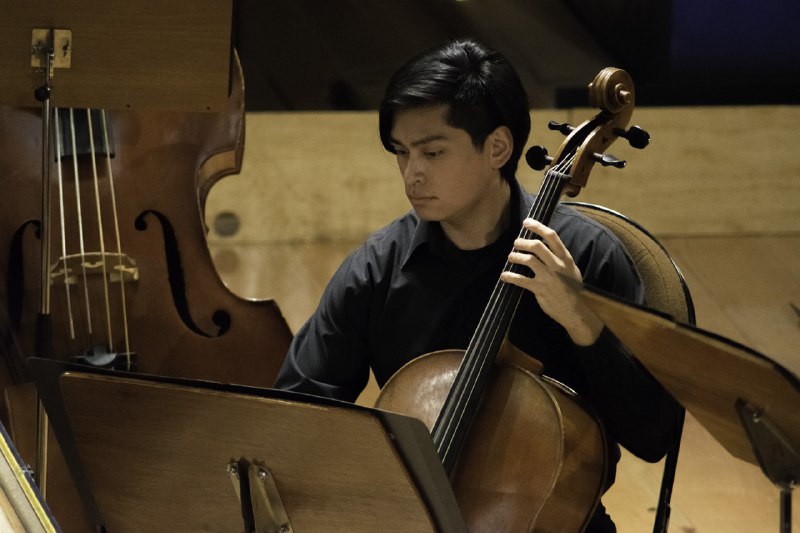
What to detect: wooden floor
<box><xmin>210</xmin><ymin>232</ymin><xmax>800</xmax><ymax>532</ymax></box>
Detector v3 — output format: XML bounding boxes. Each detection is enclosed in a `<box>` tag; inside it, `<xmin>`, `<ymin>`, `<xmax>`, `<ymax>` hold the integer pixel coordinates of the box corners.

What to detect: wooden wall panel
<box><xmin>564</xmin><ymin>106</ymin><xmax>800</xmax><ymax>235</ymax></box>
<box><xmin>208</xmin><ymin>112</ymin><xmax>406</xmax><ymax>244</ymax></box>
<box><xmin>205</xmin><ymin>106</ymin><xmax>800</xmax><ymax>243</ymax></box>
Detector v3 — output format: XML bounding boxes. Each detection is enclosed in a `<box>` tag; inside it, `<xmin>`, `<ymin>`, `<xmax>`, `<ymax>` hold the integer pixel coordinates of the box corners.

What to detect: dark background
<box><xmin>233</xmin><ymin>0</ymin><xmax>800</xmax><ymax>110</ymax></box>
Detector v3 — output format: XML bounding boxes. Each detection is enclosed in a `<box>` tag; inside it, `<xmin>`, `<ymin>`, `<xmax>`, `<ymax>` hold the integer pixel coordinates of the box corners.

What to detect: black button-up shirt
<box><xmin>276</xmin><ymin>178</ymin><xmax>680</xmax><ymax>529</ymax></box>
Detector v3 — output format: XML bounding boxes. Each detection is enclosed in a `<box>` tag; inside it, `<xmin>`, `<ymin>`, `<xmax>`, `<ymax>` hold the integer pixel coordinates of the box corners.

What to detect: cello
<box><xmin>0</xmin><ymin>52</ymin><xmax>293</xmax><ymax>529</ymax></box>
<box><xmin>376</xmin><ymin>67</ymin><xmax>649</xmax><ymax>531</ymax></box>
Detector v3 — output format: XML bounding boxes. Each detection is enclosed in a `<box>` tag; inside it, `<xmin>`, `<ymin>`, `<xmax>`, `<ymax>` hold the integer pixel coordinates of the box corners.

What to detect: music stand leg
<box><xmin>780</xmin><ymin>487</ymin><xmax>792</xmax><ymax>533</ymax></box>
<box><xmin>653</xmin><ymin>408</ymin><xmax>684</xmax><ymax>533</ymax></box>
<box><xmin>735</xmin><ymin>400</ymin><xmax>799</xmax><ymax>533</ymax></box>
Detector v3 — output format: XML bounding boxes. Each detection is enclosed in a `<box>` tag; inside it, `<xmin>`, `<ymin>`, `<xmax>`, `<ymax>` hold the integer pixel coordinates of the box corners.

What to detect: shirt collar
<box><xmin>401</xmin><ymin>176</ymin><xmax>531</xmax><ymax>269</ymax></box>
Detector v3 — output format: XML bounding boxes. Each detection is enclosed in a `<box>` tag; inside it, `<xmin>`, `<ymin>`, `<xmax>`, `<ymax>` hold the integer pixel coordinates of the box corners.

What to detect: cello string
<box><xmin>52</xmin><ymin>109</ymin><xmax>76</xmax><ymax>341</ymax></box>
<box><xmin>456</xmin><ymin>152</ymin><xmax>573</xmax><ymax>387</ymax></box>
<box><xmin>439</xmin><ymin>156</ymin><xmax>566</xmax><ymax>422</ymax></box>
<box><xmin>69</xmin><ymin>109</ymin><xmax>94</xmax><ymax>342</ymax></box>
<box><xmin>86</xmin><ymin>109</ymin><xmax>115</xmax><ymax>353</ymax></box>
<box><xmin>435</xmin><ymin>159</ymin><xmax>566</xmax><ymax>459</ymax></box>
<box><xmin>438</xmin><ymin>153</ymin><xmax>574</xmax><ymax>458</ymax></box>
<box><xmin>437</xmin><ymin>151</ymin><xmax>576</xmax><ymax>459</ymax></box>
<box><xmin>100</xmin><ymin>110</ymin><xmax>132</xmax><ymax>367</ymax></box>
<box><xmin>436</xmin><ymin>153</ymin><xmax>576</xmax><ymax>459</ymax></box>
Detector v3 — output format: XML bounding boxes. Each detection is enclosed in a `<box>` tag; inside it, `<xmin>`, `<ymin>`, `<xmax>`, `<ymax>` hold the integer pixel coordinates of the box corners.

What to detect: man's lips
<box><xmin>408</xmin><ymin>195</ymin><xmax>436</xmax><ymax>202</ymax></box>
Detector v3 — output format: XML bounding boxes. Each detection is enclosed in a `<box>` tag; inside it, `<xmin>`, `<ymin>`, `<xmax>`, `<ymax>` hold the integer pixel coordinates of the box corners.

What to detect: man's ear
<box><xmin>488</xmin><ymin>126</ymin><xmax>513</xmax><ymax>169</ymax></box>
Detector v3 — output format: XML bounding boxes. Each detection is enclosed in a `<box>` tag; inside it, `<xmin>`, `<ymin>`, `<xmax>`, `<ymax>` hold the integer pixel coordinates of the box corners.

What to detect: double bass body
<box><xmin>0</xmin><ymin>56</ymin><xmax>291</xmax><ymax>393</ymax></box>
<box><xmin>0</xmin><ymin>56</ymin><xmax>292</xmax><ymax>530</ymax></box>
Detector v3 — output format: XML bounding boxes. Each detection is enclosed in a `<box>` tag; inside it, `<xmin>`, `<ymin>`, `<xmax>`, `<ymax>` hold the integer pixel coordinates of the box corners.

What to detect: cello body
<box><xmin>376</xmin><ymin>344</ymin><xmax>607</xmax><ymax>532</ymax></box>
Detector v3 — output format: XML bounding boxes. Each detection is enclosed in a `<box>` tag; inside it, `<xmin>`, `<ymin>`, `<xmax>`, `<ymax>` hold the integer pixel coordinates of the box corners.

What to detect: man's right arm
<box><xmin>273</xmin><ymin>251</ymin><xmax>373</xmax><ymax>402</ymax></box>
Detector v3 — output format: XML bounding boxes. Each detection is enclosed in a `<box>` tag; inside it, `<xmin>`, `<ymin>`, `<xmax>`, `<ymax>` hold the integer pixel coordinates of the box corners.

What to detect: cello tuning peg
<box><xmin>525</xmin><ymin>145</ymin><xmax>553</xmax><ymax>171</ymax></box>
<box><xmin>548</xmin><ymin>121</ymin><xmax>574</xmax><ymax>136</ymax></box>
<box><xmin>614</xmin><ymin>125</ymin><xmax>650</xmax><ymax>149</ymax></box>
<box><xmin>593</xmin><ymin>153</ymin><xmax>626</xmax><ymax>168</ymax></box>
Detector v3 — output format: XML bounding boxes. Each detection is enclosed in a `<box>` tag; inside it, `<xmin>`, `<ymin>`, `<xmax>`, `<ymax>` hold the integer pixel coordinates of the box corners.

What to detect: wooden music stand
<box><xmin>575</xmin><ymin>284</ymin><xmax>800</xmax><ymax>533</ymax></box>
<box><xmin>0</xmin><ymin>0</ymin><xmax>234</xmax><ymax>111</ymax></box>
<box><xmin>27</xmin><ymin>358</ymin><xmax>467</xmax><ymax>532</ymax></box>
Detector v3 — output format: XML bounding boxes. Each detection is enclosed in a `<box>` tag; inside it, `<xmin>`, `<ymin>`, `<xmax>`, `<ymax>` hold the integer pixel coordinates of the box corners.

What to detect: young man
<box><xmin>275</xmin><ymin>39</ymin><xmax>680</xmax><ymax>532</ymax></box>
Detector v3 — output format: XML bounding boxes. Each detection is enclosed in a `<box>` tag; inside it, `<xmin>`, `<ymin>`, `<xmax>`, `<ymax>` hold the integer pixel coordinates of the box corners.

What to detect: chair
<box><xmin>563</xmin><ymin>201</ymin><xmax>696</xmax><ymax>533</ymax></box>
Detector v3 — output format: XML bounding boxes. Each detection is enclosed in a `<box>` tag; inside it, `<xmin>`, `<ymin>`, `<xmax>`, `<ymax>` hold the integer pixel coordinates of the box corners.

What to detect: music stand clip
<box><xmin>228</xmin><ymin>459</ymin><xmax>293</xmax><ymax>533</ymax></box>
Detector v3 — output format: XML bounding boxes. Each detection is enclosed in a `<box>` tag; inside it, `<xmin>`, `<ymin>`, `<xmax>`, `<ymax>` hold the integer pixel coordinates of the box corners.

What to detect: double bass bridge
<box><xmin>49</xmin><ymin>251</ymin><xmax>138</xmax><ymax>287</ymax></box>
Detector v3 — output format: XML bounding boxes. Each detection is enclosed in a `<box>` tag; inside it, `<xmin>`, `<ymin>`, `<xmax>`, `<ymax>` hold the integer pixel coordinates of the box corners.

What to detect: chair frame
<box><xmin>564</xmin><ymin>201</ymin><xmax>696</xmax><ymax>533</ymax></box>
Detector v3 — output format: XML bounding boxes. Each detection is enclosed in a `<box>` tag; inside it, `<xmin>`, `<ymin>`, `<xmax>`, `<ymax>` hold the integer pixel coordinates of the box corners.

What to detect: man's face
<box><xmin>389</xmin><ymin>105</ymin><xmax>504</xmax><ymax>228</ymax></box>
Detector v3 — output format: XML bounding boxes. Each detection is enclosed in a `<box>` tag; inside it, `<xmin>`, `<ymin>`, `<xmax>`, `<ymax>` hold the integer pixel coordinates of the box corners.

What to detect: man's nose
<box><xmin>403</xmin><ymin>156</ymin><xmax>425</xmax><ymax>184</ymax></box>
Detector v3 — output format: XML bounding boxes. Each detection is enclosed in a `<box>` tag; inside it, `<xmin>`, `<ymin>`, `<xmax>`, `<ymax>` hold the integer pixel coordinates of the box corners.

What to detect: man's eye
<box><xmin>425</xmin><ymin>150</ymin><xmax>443</xmax><ymax>158</ymax></box>
<box><xmin>394</xmin><ymin>148</ymin><xmax>408</xmax><ymax>156</ymax></box>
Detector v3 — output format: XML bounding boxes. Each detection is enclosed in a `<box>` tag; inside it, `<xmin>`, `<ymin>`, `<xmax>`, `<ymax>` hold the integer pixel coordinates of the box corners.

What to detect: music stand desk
<box><xmin>578</xmin><ymin>285</ymin><xmax>800</xmax><ymax>531</ymax></box>
<box><xmin>28</xmin><ymin>359</ymin><xmax>467</xmax><ymax>532</ymax></box>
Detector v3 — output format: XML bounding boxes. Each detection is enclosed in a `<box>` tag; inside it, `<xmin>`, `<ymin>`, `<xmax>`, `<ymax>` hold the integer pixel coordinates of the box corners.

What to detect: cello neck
<box><xmin>431</xmin><ymin>164</ymin><xmax>573</xmax><ymax>474</ymax></box>
<box><xmin>429</xmin><ymin>66</ymin><xmax>643</xmax><ymax>472</ymax></box>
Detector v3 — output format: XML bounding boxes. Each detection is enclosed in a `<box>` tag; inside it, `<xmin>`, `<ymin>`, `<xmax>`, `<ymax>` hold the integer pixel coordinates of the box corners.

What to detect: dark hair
<box><xmin>379</xmin><ymin>39</ymin><xmax>531</xmax><ymax>181</ymax></box>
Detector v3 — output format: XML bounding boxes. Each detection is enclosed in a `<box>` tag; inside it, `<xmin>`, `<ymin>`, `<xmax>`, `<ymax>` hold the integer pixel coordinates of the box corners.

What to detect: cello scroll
<box><xmin>526</xmin><ymin>67</ymin><xmax>650</xmax><ymax>197</ymax></box>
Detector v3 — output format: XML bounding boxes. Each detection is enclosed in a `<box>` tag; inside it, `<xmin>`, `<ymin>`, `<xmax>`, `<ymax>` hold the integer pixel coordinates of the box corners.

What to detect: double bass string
<box><xmin>51</xmin><ymin>108</ymin><xmax>132</xmax><ymax>364</ymax></box>
<box><xmin>100</xmin><ymin>109</ymin><xmax>132</xmax><ymax>366</ymax></box>
<box><xmin>52</xmin><ymin>109</ymin><xmax>76</xmax><ymax>340</ymax></box>
<box><xmin>433</xmin><ymin>153</ymin><xmax>577</xmax><ymax>466</ymax></box>
<box><xmin>68</xmin><ymin>108</ymin><xmax>94</xmax><ymax>343</ymax></box>
<box><xmin>85</xmin><ymin>109</ymin><xmax>116</xmax><ymax>354</ymax></box>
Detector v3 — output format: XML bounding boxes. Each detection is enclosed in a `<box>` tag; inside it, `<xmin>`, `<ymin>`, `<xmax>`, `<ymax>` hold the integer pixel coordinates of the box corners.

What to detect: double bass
<box><xmin>377</xmin><ymin>67</ymin><xmax>650</xmax><ymax>531</ymax></box>
<box><xmin>0</xmin><ymin>52</ymin><xmax>293</xmax><ymax>528</ymax></box>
